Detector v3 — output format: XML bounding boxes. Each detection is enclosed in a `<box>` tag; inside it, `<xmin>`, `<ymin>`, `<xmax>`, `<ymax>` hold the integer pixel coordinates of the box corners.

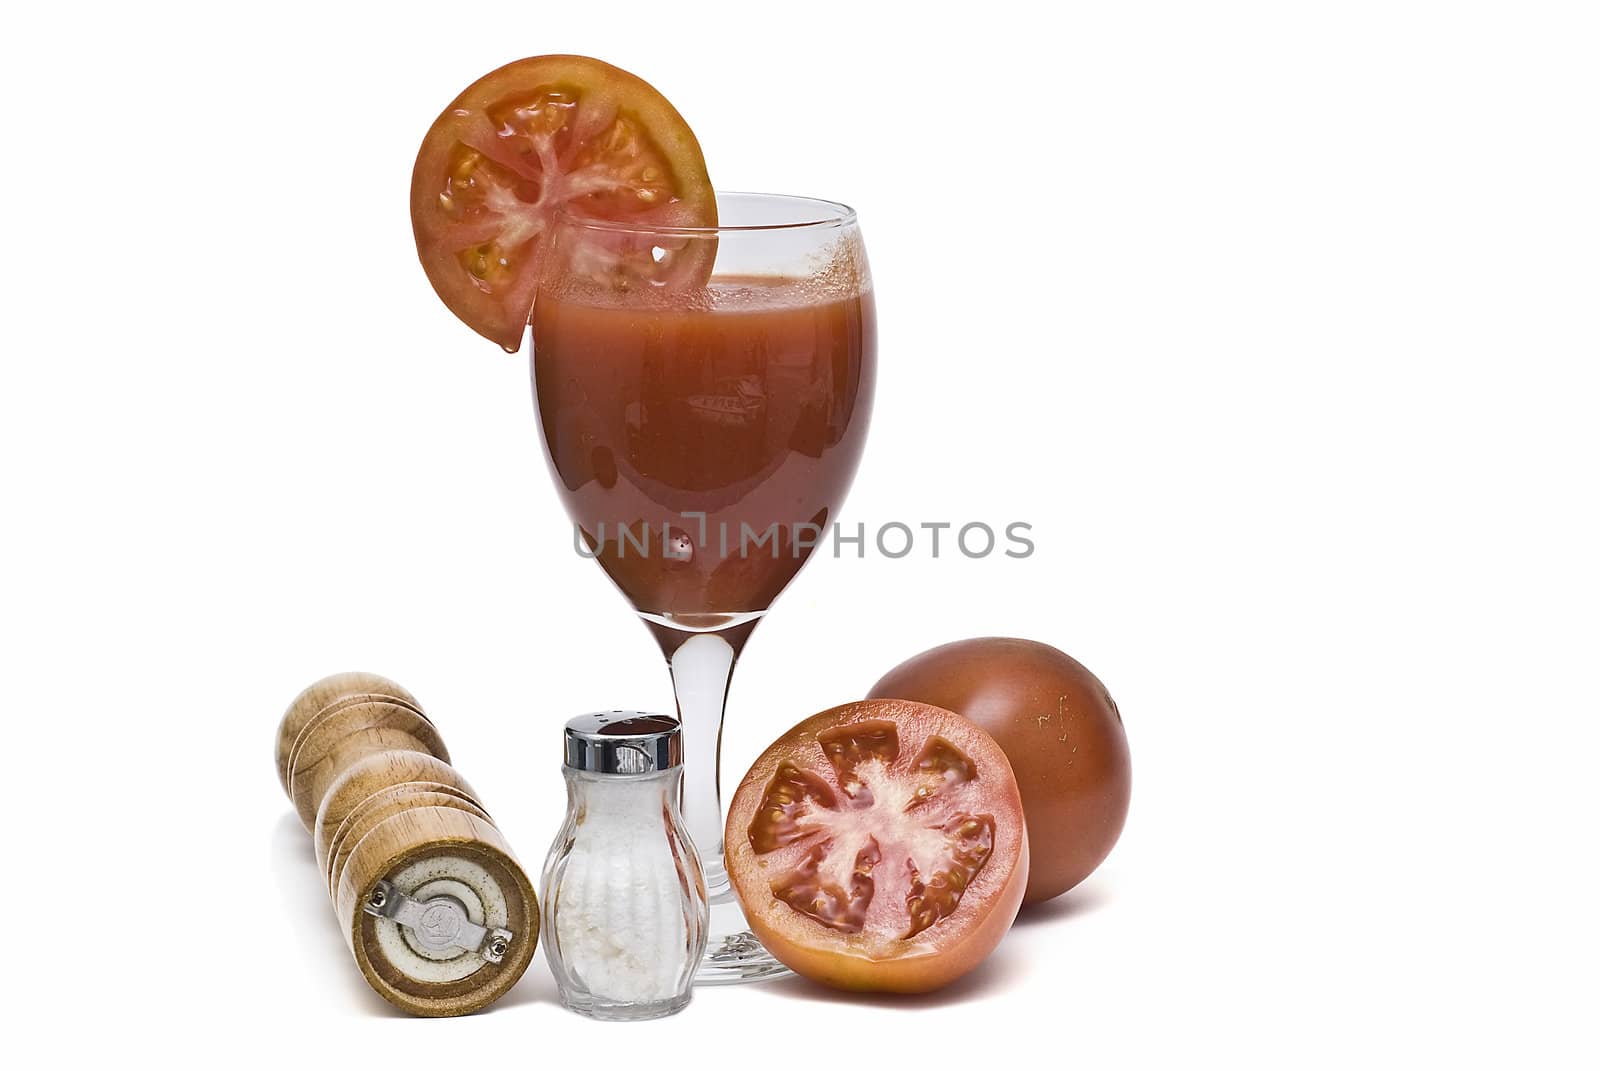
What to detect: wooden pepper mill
<box><xmin>276</xmin><ymin>671</ymin><xmax>538</xmax><ymax>1016</ymax></box>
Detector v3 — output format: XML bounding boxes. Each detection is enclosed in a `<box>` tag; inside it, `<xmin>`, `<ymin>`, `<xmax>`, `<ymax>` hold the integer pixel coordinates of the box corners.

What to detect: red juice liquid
<box><xmin>532</xmin><ymin>276</ymin><xmax>875</xmax><ymax>626</ymax></box>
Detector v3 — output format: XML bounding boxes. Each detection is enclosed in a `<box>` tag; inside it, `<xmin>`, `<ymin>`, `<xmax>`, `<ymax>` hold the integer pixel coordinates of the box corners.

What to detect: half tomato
<box><xmin>726</xmin><ymin>699</ymin><xmax>1030</xmax><ymax>992</ymax></box>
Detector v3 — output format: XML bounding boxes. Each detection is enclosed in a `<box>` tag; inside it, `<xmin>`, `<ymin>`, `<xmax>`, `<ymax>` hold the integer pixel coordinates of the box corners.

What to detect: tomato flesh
<box><xmin>726</xmin><ymin>700</ymin><xmax>1029</xmax><ymax>992</ymax></box>
<box><xmin>411</xmin><ymin>56</ymin><xmax>716</xmax><ymax>350</ymax></box>
<box><xmin>748</xmin><ymin>721</ymin><xmax>996</xmax><ymax>939</ymax></box>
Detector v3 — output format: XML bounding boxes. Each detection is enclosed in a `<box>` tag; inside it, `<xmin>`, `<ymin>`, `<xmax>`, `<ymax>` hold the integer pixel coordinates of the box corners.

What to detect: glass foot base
<box><xmin>694</xmin><ymin>895</ymin><xmax>791</xmax><ymax>985</ymax></box>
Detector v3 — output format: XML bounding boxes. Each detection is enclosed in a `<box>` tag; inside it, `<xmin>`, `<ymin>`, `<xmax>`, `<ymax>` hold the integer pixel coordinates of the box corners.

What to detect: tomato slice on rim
<box><xmin>410</xmin><ymin>55</ymin><xmax>716</xmax><ymax>350</ymax></box>
<box><xmin>726</xmin><ymin>699</ymin><xmax>1030</xmax><ymax>993</ymax></box>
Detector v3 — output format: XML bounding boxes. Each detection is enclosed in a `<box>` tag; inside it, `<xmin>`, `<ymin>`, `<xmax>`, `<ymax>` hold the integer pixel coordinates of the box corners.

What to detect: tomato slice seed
<box><xmin>903</xmin><ymin>814</ymin><xmax>995</xmax><ymax>938</ymax></box>
<box><xmin>748</xmin><ymin>761</ymin><xmax>837</xmax><ymax>853</ymax></box>
<box><xmin>772</xmin><ymin>839</ymin><xmax>881</xmax><ymax>933</ymax></box>
<box><xmin>744</xmin><ymin>720</ymin><xmax>998</xmax><ymax>940</ymax></box>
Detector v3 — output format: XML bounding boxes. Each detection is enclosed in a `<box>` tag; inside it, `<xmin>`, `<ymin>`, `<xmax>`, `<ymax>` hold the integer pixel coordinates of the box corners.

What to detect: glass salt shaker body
<box><xmin>541</xmin><ymin>712</ymin><xmax>708</xmax><ymax>1020</ymax></box>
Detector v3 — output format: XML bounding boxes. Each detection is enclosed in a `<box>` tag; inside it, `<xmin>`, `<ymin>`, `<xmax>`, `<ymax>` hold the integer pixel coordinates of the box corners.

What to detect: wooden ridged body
<box><xmin>325</xmin><ymin>785</ymin><xmax>490</xmax><ymax>896</ymax></box>
<box><xmin>275</xmin><ymin>672</ymin><xmax>422</xmax><ymax>793</ymax></box>
<box><xmin>313</xmin><ymin>752</ymin><xmax>475</xmax><ymax>875</ymax></box>
<box><xmin>274</xmin><ymin>672</ymin><xmax>538</xmax><ymax>1016</ymax></box>
<box><xmin>289</xmin><ymin>701</ymin><xmax>450</xmax><ymax>829</ymax></box>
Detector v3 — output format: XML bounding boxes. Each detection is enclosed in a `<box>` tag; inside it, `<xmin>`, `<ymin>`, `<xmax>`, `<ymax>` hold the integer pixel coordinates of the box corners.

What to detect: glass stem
<box><xmin>668</xmin><ymin>631</ymin><xmax>738</xmax><ymax>901</ymax></box>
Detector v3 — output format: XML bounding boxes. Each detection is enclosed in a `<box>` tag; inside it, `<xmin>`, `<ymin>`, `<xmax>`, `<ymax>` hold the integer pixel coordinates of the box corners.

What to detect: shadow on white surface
<box><xmin>759</xmin><ymin>926</ymin><xmax>1030</xmax><ymax>1008</ymax></box>
<box><xmin>491</xmin><ymin>952</ymin><xmax>559</xmax><ymax>1010</ymax></box>
<box><xmin>270</xmin><ymin>812</ymin><xmax>413</xmax><ymax>1018</ymax></box>
<box><xmin>273</xmin><ymin>812</ymin><xmax>408</xmax><ymax>1017</ymax></box>
<box><xmin>271</xmin><ymin>811</ymin><xmax>560</xmax><ymax>1016</ymax></box>
<box><xmin>751</xmin><ymin>880</ymin><xmax>1113</xmax><ymax>1008</ymax></box>
<box><xmin>1012</xmin><ymin>883</ymin><xmax>1111</xmax><ymax>928</ymax></box>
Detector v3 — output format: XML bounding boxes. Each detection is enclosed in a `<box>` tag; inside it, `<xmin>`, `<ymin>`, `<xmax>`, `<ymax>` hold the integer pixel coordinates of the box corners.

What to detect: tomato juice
<box><xmin>532</xmin><ymin>276</ymin><xmax>875</xmax><ymax>629</ymax></box>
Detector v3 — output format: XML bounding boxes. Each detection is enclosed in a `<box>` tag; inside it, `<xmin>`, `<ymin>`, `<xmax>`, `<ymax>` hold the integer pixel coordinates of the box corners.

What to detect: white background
<box><xmin>3</xmin><ymin>1</ymin><xmax>1596</xmax><ymax>1066</ymax></box>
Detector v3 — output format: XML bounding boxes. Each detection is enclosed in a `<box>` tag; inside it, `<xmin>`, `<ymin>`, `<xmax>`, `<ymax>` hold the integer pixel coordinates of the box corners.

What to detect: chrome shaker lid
<box><xmin>563</xmin><ymin>711</ymin><xmax>682</xmax><ymax>774</ymax></box>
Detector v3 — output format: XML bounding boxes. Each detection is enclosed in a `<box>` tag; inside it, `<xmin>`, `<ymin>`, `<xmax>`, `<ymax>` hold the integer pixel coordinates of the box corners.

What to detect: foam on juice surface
<box><xmin>545</xmin><ymin>238</ymin><xmax>871</xmax><ymax>312</ymax></box>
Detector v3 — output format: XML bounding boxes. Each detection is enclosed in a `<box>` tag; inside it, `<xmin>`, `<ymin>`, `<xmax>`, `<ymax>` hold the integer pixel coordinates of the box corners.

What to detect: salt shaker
<box><xmin>541</xmin><ymin>712</ymin><xmax>708</xmax><ymax>1020</ymax></box>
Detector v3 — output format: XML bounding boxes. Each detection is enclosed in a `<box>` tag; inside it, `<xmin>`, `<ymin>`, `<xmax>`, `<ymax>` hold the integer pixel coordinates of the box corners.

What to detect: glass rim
<box><xmin>553</xmin><ymin>190</ymin><xmax>858</xmax><ymax>237</ymax></box>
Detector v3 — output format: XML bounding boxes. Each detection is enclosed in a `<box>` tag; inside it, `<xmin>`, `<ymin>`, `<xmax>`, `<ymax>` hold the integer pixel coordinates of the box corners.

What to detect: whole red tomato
<box><xmin>870</xmin><ymin>638</ymin><xmax>1130</xmax><ymax>904</ymax></box>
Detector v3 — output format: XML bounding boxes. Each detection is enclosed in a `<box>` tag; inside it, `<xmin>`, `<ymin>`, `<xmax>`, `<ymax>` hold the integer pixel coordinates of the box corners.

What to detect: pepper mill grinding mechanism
<box><xmin>275</xmin><ymin>671</ymin><xmax>539</xmax><ymax>1016</ymax></box>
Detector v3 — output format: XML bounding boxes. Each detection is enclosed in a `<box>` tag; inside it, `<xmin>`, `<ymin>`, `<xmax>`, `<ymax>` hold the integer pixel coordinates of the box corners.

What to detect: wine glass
<box><xmin>531</xmin><ymin>192</ymin><xmax>875</xmax><ymax>982</ymax></box>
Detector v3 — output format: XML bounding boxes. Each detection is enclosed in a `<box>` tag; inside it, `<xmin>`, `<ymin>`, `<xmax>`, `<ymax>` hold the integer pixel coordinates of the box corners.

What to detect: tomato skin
<box><xmin>726</xmin><ymin>699</ymin><xmax>1029</xmax><ymax>994</ymax></box>
<box><xmin>410</xmin><ymin>55</ymin><xmax>715</xmax><ymax>350</ymax></box>
<box><xmin>870</xmin><ymin>638</ymin><xmax>1130</xmax><ymax>905</ymax></box>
